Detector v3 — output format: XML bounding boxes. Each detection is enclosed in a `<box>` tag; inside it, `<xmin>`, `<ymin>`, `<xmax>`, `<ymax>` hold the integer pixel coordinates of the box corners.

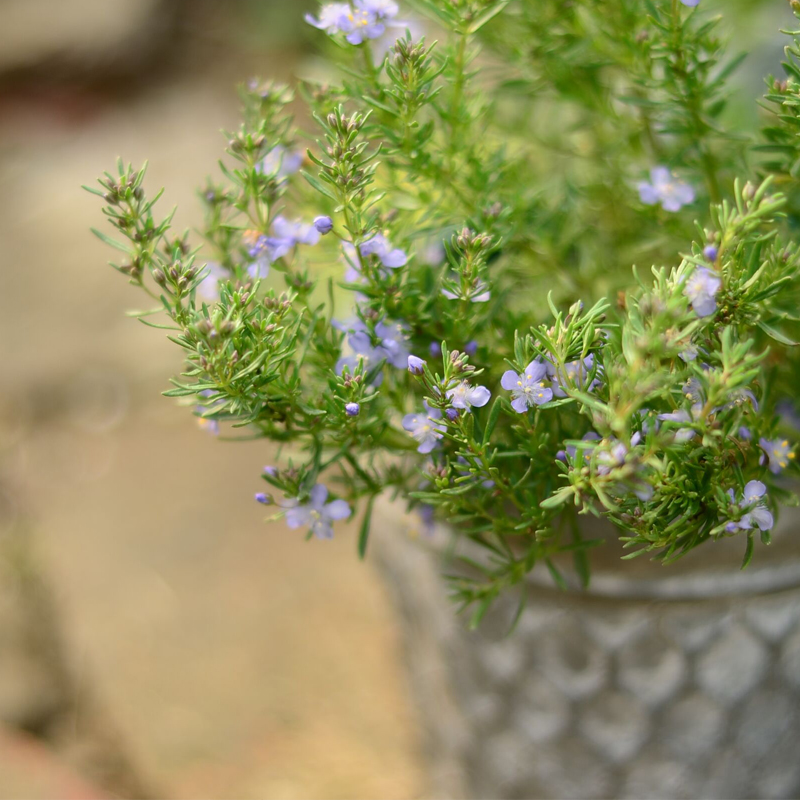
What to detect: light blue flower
<box><xmin>197</xmin><ymin>261</ymin><xmax>225</xmax><ymax>302</ymax></box>
<box><xmin>683</xmin><ymin>266</ymin><xmax>721</xmax><ymax>317</ymax></box>
<box><xmin>345</xmin><ymin>402</ymin><xmax>360</xmax><ymax>416</ymax></box>
<box><xmin>638</xmin><ymin>166</ymin><xmax>696</xmax><ymax>212</ymax></box>
<box><xmin>725</xmin><ymin>481</ymin><xmax>774</xmax><ymax>532</ymax></box>
<box><xmin>356</xmin><ymin>0</ymin><xmax>399</xmax><ymax>18</ymax></box>
<box><xmin>501</xmin><ymin>360</ymin><xmax>552</xmax><ymax>413</ymax></box>
<box><xmin>680</xmin><ymin>0</ymin><xmax>700</xmax><ymax>6</ymax></box>
<box><xmin>305</xmin><ymin>3</ymin><xmax>353</xmax><ymax>34</ymax></box>
<box><xmin>283</xmin><ymin>484</ymin><xmax>351</xmax><ymax>539</ymax></box>
<box><xmin>257</xmin><ymin>145</ymin><xmax>304</xmax><ymax>180</ymax></box>
<box><xmin>343</xmin><ymin>7</ymin><xmax>386</xmax><ymax>44</ymax></box>
<box><xmin>446</xmin><ymin>381</ymin><xmax>491</xmax><ymax>411</ymax></box>
<box><xmin>759</xmin><ymin>437</ymin><xmax>794</xmax><ymax>474</ymax></box>
<box><xmin>266</xmin><ymin>216</ymin><xmax>321</xmax><ymax>260</ymax></box>
<box><xmin>658</xmin><ymin>406</ymin><xmax>701</xmax><ymax>443</ymax></box>
<box><xmin>403</xmin><ymin>404</ymin><xmax>446</xmax><ymax>454</ymax></box>
<box><xmin>360</xmin><ymin>234</ymin><xmax>408</xmax><ymax>268</ymax></box>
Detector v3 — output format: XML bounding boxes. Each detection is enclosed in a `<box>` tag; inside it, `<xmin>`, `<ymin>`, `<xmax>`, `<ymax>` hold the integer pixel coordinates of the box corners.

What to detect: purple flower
<box><xmin>446</xmin><ymin>381</ymin><xmax>491</xmax><ymax>411</ymax></box>
<box><xmin>703</xmin><ymin>244</ymin><xmax>718</xmax><ymax>261</ymax></box>
<box><xmin>683</xmin><ymin>266</ymin><xmax>721</xmax><ymax>317</ymax></box>
<box><xmin>657</xmin><ymin>407</ymin><xmax>701</xmax><ymax>443</ymax></box>
<box><xmin>723</xmin><ymin>388</ymin><xmax>759</xmax><ymax>412</ymax></box>
<box><xmin>680</xmin><ymin>0</ymin><xmax>700</xmax><ymax>6</ymax></box>
<box><xmin>597</xmin><ymin>440</ymin><xmax>628</xmax><ymax>476</ymax></box>
<box><xmin>501</xmin><ymin>360</ymin><xmax>553</xmax><ymax>413</ymax></box>
<box><xmin>265</xmin><ymin>215</ymin><xmax>321</xmax><ymax>262</ymax></box>
<box><xmin>344</xmin><ymin>5</ymin><xmax>389</xmax><ymax>44</ymax></box>
<box><xmin>360</xmin><ymin>234</ymin><xmax>407</xmax><ymax>268</ymax></box>
<box><xmin>402</xmin><ymin>405</ymin><xmax>446</xmax><ymax>454</ymax></box>
<box><xmin>335</xmin><ymin>316</ymin><xmax>410</xmax><ymax>382</ymax></box>
<box><xmin>445</xmin><ymin>408</ymin><xmax>459</xmax><ymax>421</ymax></box>
<box><xmin>759</xmin><ymin>437</ymin><xmax>794</xmax><ymax>474</ymax></box>
<box><xmin>196</xmin><ymin>391</ymin><xmax>221</xmax><ymax>435</ymax></box>
<box><xmin>679</xmin><ymin>343</ymin><xmax>698</xmax><ymax>363</ymax></box>
<box><xmin>565</xmin><ymin>431</ymin><xmax>602</xmax><ymax>460</ymax></box>
<box><xmin>345</xmin><ymin>402</ymin><xmax>360</xmax><ymax>416</ymax></box>
<box><xmin>314</xmin><ymin>215</ymin><xmax>334</xmax><ymax>235</ymax></box>
<box><xmin>374</xmin><ymin>320</ymin><xmax>410</xmax><ymax>368</ymax></box>
<box><xmin>638</xmin><ymin>167</ymin><xmax>696</xmax><ymax>212</ymax></box>
<box><xmin>197</xmin><ymin>261</ymin><xmax>226</xmax><ymax>302</ymax></box>
<box><xmin>257</xmin><ymin>145</ymin><xmax>304</xmax><ymax>180</ymax></box>
<box><xmin>595</xmin><ymin>436</ymin><xmax>653</xmax><ymax>501</ymax></box>
<box><xmin>196</xmin><ymin>415</ymin><xmax>220</xmax><ymax>435</ymax></box>
<box><xmin>725</xmin><ymin>481</ymin><xmax>774</xmax><ymax>532</ymax></box>
<box><xmin>416</xmin><ymin>503</ymin><xmax>436</xmax><ymax>537</ymax></box>
<box><xmin>305</xmin><ymin>3</ymin><xmax>353</xmax><ymax>34</ymax></box>
<box><xmin>464</xmin><ymin>340</ymin><xmax>478</xmax><ymax>357</ymax></box>
<box><xmin>283</xmin><ymin>484</ymin><xmax>351</xmax><ymax>539</ymax></box>
<box><xmin>408</xmin><ymin>355</ymin><xmax>426</xmax><ymax>375</ymax></box>
<box><xmin>739</xmin><ymin>426</ymin><xmax>752</xmax><ymax>441</ymax></box>
<box><xmin>263</xmin><ymin>466</ymin><xmax>278</xmax><ymax>477</ymax></box>
<box><xmin>255</xmin><ymin>492</ymin><xmax>272</xmax><ymax>505</ymax></box>
<box><xmin>356</xmin><ymin>0</ymin><xmax>399</xmax><ymax>18</ymax></box>
<box><xmin>441</xmin><ymin>279</ymin><xmax>491</xmax><ymax>303</ymax></box>
<box><xmin>546</xmin><ymin>354</ymin><xmax>600</xmax><ymax>398</ymax></box>
<box><xmin>429</xmin><ymin>342</ymin><xmax>442</xmax><ymax>357</ymax></box>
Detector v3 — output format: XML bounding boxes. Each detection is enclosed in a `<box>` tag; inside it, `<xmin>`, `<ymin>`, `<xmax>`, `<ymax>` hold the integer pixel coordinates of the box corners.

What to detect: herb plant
<box><xmin>88</xmin><ymin>0</ymin><xmax>800</xmax><ymax>622</ymax></box>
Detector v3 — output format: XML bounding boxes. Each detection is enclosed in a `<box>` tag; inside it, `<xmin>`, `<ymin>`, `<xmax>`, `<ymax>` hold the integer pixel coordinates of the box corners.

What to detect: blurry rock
<box><xmin>0</xmin><ymin>0</ymin><xmax>182</xmax><ymax>82</ymax></box>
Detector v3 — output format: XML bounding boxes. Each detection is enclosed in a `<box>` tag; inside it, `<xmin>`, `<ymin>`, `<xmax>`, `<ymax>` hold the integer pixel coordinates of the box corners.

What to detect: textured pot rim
<box><xmin>376</xmin><ymin>500</ymin><xmax>800</xmax><ymax>602</ymax></box>
<box><xmin>523</xmin><ymin>559</ymin><xmax>800</xmax><ymax>600</ymax></box>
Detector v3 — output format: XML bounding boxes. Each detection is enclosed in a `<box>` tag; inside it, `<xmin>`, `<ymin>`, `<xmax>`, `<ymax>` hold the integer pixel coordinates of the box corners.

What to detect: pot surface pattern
<box><xmin>374</xmin><ymin>510</ymin><xmax>800</xmax><ymax>799</ymax></box>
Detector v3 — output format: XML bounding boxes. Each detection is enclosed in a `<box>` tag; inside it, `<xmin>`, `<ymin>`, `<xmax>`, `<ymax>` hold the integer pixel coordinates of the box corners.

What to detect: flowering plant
<box><xmin>89</xmin><ymin>0</ymin><xmax>800</xmax><ymax>624</ymax></box>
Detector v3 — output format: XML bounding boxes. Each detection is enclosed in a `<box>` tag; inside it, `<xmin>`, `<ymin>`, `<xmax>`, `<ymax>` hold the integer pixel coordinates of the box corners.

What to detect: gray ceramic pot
<box><xmin>373</xmin><ymin>506</ymin><xmax>800</xmax><ymax>800</ymax></box>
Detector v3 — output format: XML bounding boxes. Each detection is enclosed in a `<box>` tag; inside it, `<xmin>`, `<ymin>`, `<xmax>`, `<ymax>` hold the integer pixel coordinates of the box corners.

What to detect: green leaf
<box><xmin>482</xmin><ymin>397</ymin><xmax>502</xmax><ymax>444</ymax></box>
<box><xmin>358</xmin><ymin>494</ymin><xmax>376</xmax><ymax>560</ymax></box>
<box><xmin>757</xmin><ymin>320</ymin><xmax>799</xmax><ymax>347</ymax></box>
<box><xmin>301</xmin><ymin>170</ymin><xmax>339</xmax><ymax>201</ymax></box>
<box><xmin>741</xmin><ymin>534</ymin><xmax>755</xmax><ymax>570</ymax></box>
<box><xmin>91</xmin><ymin>227</ymin><xmax>131</xmax><ymax>254</ymax></box>
<box><xmin>468</xmin><ymin>0</ymin><xmax>510</xmax><ymax>33</ymax></box>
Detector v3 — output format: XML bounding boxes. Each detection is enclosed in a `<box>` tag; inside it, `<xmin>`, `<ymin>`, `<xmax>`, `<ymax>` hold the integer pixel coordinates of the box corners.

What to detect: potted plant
<box><xmin>88</xmin><ymin>0</ymin><xmax>800</xmax><ymax>796</ymax></box>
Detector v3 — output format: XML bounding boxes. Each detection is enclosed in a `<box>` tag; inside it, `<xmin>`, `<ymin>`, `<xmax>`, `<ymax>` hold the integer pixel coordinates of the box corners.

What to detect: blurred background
<box><xmin>0</xmin><ymin>0</ymin><xmax>791</xmax><ymax>798</ymax></box>
<box><xmin>0</xmin><ymin>1</ymin><xmax>425</xmax><ymax>797</ymax></box>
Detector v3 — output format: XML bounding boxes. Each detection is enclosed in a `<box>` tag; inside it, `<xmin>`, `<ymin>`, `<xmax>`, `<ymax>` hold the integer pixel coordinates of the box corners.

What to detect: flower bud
<box><xmin>703</xmin><ymin>245</ymin><xmax>718</xmax><ymax>261</ymax></box>
<box><xmin>314</xmin><ymin>215</ymin><xmax>334</xmax><ymax>235</ymax></box>
<box><xmin>408</xmin><ymin>355</ymin><xmax>426</xmax><ymax>375</ymax></box>
<box><xmin>255</xmin><ymin>492</ymin><xmax>272</xmax><ymax>505</ymax></box>
<box><xmin>345</xmin><ymin>402</ymin><xmax>360</xmax><ymax>417</ymax></box>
